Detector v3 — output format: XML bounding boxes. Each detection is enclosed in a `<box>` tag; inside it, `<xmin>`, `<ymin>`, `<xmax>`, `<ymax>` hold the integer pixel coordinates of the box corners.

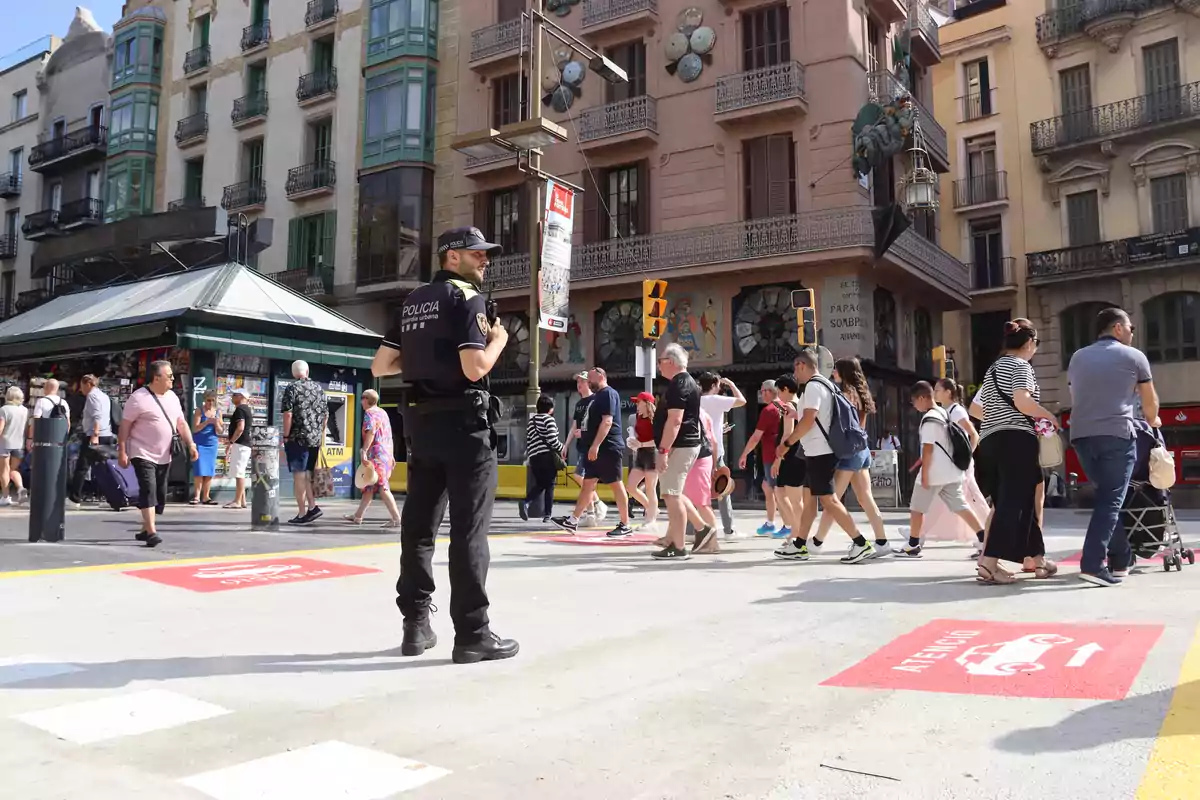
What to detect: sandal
<box><xmin>380</xmin><ymin>519</ymin><xmax>401</xmax><ymax>529</ymax></box>
<box><xmin>223</xmin><ymin>502</ymin><xmax>246</xmax><ymax>509</ymax></box>
<box><xmin>976</xmin><ymin>564</ymin><xmax>1016</xmax><ymax>585</ymax></box>
<box><xmin>188</xmin><ymin>499</ymin><xmax>200</xmax><ymax>505</ymax></box>
<box><xmin>342</xmin><ymin>514</ymin><xmax>363</xmax><ymax>525</ymax></box>
<box><xmin>1034</xmin><ymin>560</ymin><xmax>1058</xmax><ymax>579</ymax></box>
<box><xmin>202</xmin><ymin>499</ymin><xmax>218</xmax><ymax>505</ymax></box>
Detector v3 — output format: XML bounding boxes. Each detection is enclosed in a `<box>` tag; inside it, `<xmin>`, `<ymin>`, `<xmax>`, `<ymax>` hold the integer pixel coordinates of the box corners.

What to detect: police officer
<box><xmin>372</xmin><ymin>227</ymin><xmax>519</xmax><ymax>665</ymax></box>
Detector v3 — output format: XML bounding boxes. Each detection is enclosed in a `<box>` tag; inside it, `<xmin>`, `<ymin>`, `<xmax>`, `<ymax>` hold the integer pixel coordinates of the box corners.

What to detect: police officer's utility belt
<box><xmin>408</xmin><ymin>389</ymin><xmax>501</xmax><ymax>428</ymax></box>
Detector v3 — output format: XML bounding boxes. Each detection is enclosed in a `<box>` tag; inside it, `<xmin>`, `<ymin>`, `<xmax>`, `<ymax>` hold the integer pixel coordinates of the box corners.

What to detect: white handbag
<box><xmin>1149</xmin><ymin>446</ymin><xmax>1176</xmax><ymax>490</ymax></box>
<box><xmin>1038</xmin><ymin>432</ymin><xmax>1064</xmax><ymax>469</ymax></box>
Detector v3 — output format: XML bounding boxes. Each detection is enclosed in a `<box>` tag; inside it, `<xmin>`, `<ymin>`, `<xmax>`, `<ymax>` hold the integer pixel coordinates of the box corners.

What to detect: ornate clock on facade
<box><xmin>733</xmin><ymin>284</ymin><xmax>800</xmax><ymax>364</ymax></box>
<box><xmin>495</xmin><ymin>313</ymin><xmax>531</xmax><ymax>380</ymax></box>
<box><xmin>596</xmin><ymin>301</ymin><xmax>640</xmax><ymax>373</ymax></box>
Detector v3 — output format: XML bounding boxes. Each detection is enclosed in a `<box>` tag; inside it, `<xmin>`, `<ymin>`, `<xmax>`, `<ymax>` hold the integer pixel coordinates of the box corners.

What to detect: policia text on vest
<box><xmin>372</xmin><ymin>227</ymin><xmax>520</xmax><ymax>665</ymax></box>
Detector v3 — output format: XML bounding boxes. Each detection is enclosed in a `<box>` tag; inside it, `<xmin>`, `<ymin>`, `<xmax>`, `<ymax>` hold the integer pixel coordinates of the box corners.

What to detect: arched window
<box><xmin>1144</xmin><ymin>291</ymin><xmax>1200</xmax><ymax>363</ymax></box>
<box><xmin>1060</xmin><ymin>301</ymin><xmax>1117</xmax><ymax>368</ymax></box>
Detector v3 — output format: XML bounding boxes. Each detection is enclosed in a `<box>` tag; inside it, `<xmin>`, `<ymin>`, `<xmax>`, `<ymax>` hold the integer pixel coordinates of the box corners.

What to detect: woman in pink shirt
<box><xmin>118</xmin><ymin>361</ymin><xmax>198</xmax><ymax>547</ymax></box>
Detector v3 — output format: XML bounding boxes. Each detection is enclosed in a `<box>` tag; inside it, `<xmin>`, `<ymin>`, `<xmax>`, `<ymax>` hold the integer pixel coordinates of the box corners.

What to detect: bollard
<box><xmin>28</xmin><ymin>416</ymin><xmax>69</xmax><ymax>543</ymax></box>
<box><xmin>250</xmin><ymin>425</ymin><xmax>280</xmax><ymax>531</ymax></box>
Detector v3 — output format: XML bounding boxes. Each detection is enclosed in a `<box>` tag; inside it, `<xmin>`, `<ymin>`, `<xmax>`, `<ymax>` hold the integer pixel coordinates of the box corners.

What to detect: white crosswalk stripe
<box><xmin>12</xmin><ymin>688</ymin><xmax>231</xmax><ymax>744</ymax></box>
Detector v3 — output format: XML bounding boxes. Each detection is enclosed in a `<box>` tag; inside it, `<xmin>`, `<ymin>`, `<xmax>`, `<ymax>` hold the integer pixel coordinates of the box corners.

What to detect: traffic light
<box><xmin>792</xmin><ymin>289</ymin><xmax>817</xmax><ymax>347</ymax></box>
<box><xmin>932</xmin><ymin>345</ymin><xmax>947</xmax><ymax>379</ymax></box>
<box><xmin>642</xmin><ymin>279</ymin><xmax>668</xmax><ymax>339</ymax></box>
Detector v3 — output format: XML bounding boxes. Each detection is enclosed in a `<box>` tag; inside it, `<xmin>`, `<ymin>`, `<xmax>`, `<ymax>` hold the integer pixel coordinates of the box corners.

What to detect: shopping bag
<box><xmin>313</xmin><ymin>451</ymin><xmax>336</xmax><ymax>497</ymax></box>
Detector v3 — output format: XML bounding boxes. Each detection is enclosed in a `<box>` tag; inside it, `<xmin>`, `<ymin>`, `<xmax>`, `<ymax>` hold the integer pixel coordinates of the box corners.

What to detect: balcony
<box><xmin>959</xmin><ymin>88</ymin><xmax>996</xmax><ymax>122</ymax></box>
<box><xmin>463</xmin><ymin>151</ymin><xmax>520</xmax><ymax>178</ymax></box>
<box><xmin>221</xmin><ymin>181</ymin><xmax>267</xmax><ymax>212</ymax></box>
<box><xmin>183</xmin><ymin>45</ymin><xmax>210</xmax><ymax>76</ymax></box>
<box><xmin>867</xmin><ymin>71</ymin><xmax>948</xmax><ymax>171</ymax></box>
<box><xmin>285</xmin><ymin>161</ymin><xmax>337</xmax><ymax>199</ymax></box>
<box><xmin>274</xmin><ymin>266</ymin><xmax>334</xmax><ymax>299</ymax></box>
<box><xmin>21</xmin><ymin>209</ymin><xmax>59</xmax><ymax>240</ymax></box>
<box><xmin>356</xmin><ymin>248</ymin><xmax>423</xmax><ymax>292</ymax></box>
<box><xmin>231</xmin><ymin>92</ymin><xmax>269</xmax><ymax>128</ymax></box>
<box><xmin>578</xmin><ymin>95</ymin><xmax>657</xmax><ymax>152</ymax></box>
<box><xmin>1035</xmin><ymin>0</ymin><xmax>1173</xmax><ymax>57</ymax></box>
<box><xmin>469</xmin><ymin>18</ymin><xmax>527</xmax><ymax>72</ymax></box>
<box><xmin>581</xmin><ymin>0</ymin><xmax>657</xmax><ymax>38</ymax></box>
<box><xmin>28</xmin><ymin>125</ymin><xmax>106</xmax><ymax>172</ymax></box>
<box><xmin>167</xmin><ymin>196</ymin><xmax>206</xmax><ymax>212</ymax></box>
<box><xmin>306</xmin><ymin>0</ymin><xmax>338</xmax><ymax>28</ymax></box>
<box><xmin>297</xmin><ymin>69</ymin><xmax>337</xmax><ymax>106</ymax></box>
<box><xmin>482</xmin><ymin>208</ymin><xmax>970</xmax><ymax>302</ymax></box>
<box><xmin>15</xmin><ymin>288</ymin><xmax>50</xmax><ymax>313</ymax></box>
<box><xmin>1028</xmin><ymin>227</ymin><xmax>1200</xmax><ymax>284</ymax></box>
<box><xmin>1030</xmin><ymin>82</ymin><xmax>1200</xmax><ymax>158</ymax></box>
<box><xmin>0</xmin><ymin>234</ymin><xmax>15</xmax><ymax>259</ymax></box>
<box><xmin>909</xmin><ymin>0</ymin><xmax>941</xmax><ymax>65</ymax></box>
<box><xmin>953</xmin><ymin>171</ymin><xmax>1008</xmax><ymax>209</ymax></box>
<box><xmin>58</xmin><ymin>197</ymin><xmax>103</xmax><ymax>229</ymax></box>
<box><xmin>715</xmin><ymin>61</ymin><xmax>807</xmax><ymax>125</ymax></box>
<box><xmin>175</xmin><ymin>112</ymin><xmax>208</xmax><ymax>147</ymax></box>
<box><xmin>0</xmin><ymin>172</ymin><xmax>20</xmax><ymax>198</ymax></box>
<box><xmin>968</xmin><ymin>257</ymin><xmax>1016</xmax><ymax>292</ymax></box>
<box><xmin>241</xmin><ymin>20</ymin><xmax>271</xmax><ymax>53</ymax></box>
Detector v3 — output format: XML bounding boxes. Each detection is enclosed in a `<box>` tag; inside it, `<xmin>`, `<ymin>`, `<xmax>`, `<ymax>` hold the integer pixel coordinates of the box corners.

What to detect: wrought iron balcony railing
<box><xmin>297</xmin><ymin>69</ymin><xmax>338</xmax><ymax>102</ymax></box>
<box><xmin>0</xmin><ymin>172</ymin><xmax>20</xmax><ymax>197</ymax></box>
<box><xmin>221</xmin><ymin>181</ymin><xmax>267</xmax><ymax>211</ymax></box>
<box><xmin>953</xmin><ymin>171</ymin><xmax>1007</xmax><ymax>207</ymax></box>
<box><xmin>959</xmin><ymin>88</ymin><xmax>995</xmax><ymax>121</ymax></box>
<box><xmin>274</xmin><ymin>266</ymin><xmax>334</xmax><ymax>297</ymax></box>
<box><xmin>470</xmin><ymin>18</ymin><xmax>526</xmax><ymax>62</ymax></box>
<box><xmin>482</xmin><ymin>208</ymin><xmax>968</xmax><ymax>296</ymax></box>
<box><xmin>1030</xmin><ymin>82</ymin><xmax>1200</xmax><ymax>153</ymax></box>
<box><xmin>21</xmin><ymin>209</ymin><xmax>58</xmax><ymax>237</ymax></box>
<box><xmin>241</xmin><ymin>20</ymin><xmax>271</xmax><ymax>51</ymax></box>
<box><xmin>58</xmin><ymin>197</ymin><xmax>103</xmax><ymax>227</ymax></box>
<box><xmin>183</xmin><ymin>45</ymin><xmax>210</xmax><ymax>74</ymax></box>
<box><xmin>715</xmin><ymin>61</ymin><xmax>806</xmax><ymax>115</ymax></box>
<box><xmin>968</xmin><ymin>257</ymin><xmax>1015</xmax><ymax>291</ymax></box>
<box><xmin>15</xmin><ymin>287</ymin><xmax>50</xmax><ymax>313</ymax></box>
<box><xmin>285</xmin><ymin>161</ymin><xmax>337</xmax><ymax>196</ymax></box>
<box><xmin>1036</xmin><ymin>0</ymin><xmax>1172</xmax><ymax>46</ymax></box>
<box><xmin>29</xmin><ymin>125</ymin><xmax>106</xmax><ymax>168</ymax></box>
<box><xmin>910</xmin><ymin>0</ymin><xmax>940</xmax><ymax>55</ymax></box>
<box><xmin>168</xmin><ymin>196</ymin><xmax>206</xmax><ymax>212</ymax></box>
<box><xmin>175</xmin><ymin>112</ymin><xmax>208</xmax><ymax>144</ymax></box>
<box><xmin>306</xmin><ymin>0</ymin><xmax>338</xmax><ymax>27</ymax></box>
<box><xmin>866</xmin><ymin>71</ymin><xmax>947</xmax><ymax>167</ymax></box>
<box><xmin>578</xmin><ymin>95</ymin><xmax>657</xmax><ymax>142</ymax></box>
<box><xmin>0</xmin><ymin>234</ymin><xmax>15</xmax><ymax>259</ymax></box>
<box><xmin>357</xmin><ymin>247</ymin><xmax>423</xmax><ymax>286</ymax></box>
<box><xmin>232</xmin><ymin>92</ymin><xmax>269</xmax><ymax>124</ymax></box>
<box><xmin>1027</xmin><ymin>226</ymin><xmax>1200</xmax><ymax>280</ymax></box>
<box><xmin>581</xmin><ymin>0</ymin><xmax>657</xmax><ymax>27</ymax></box>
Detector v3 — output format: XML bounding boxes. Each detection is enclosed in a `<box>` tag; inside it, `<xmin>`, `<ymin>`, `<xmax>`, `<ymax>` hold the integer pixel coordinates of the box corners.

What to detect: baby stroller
<box><xmin>1122</xmin><ymin>421</ymin><xmax>1195</xmax><ymax>571</ymax></box>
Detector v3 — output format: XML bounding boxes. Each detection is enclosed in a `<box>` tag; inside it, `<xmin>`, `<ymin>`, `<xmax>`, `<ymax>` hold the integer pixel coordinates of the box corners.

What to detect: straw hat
<box><xmin>354</xmin><ymin>461</ymin><xmax>379</xmax><ymax>490</ymax></box>
<box><xmin>711</xmin><ymin>465</ymin><xmax>734</xmax><ymax>500</ymax></box>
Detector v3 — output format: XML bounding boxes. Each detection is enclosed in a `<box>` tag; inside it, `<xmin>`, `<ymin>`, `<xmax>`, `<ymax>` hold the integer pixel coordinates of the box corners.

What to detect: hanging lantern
<box><xmin>899</xmin><ymin>120</ymin><xmax>939</xmax><ymax>212</ymax></box>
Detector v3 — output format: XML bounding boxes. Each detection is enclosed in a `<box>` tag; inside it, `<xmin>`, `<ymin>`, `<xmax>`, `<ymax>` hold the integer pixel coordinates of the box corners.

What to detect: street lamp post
<box><xmin>525</xmin><ymin>11</ymin><xmax>545</xmax><ymax>420</ymax></box>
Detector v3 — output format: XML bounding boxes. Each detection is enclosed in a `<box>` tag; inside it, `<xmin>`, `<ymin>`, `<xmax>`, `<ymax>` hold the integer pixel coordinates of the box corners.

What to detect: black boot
<box><xmin>401</xmin><ymin>617</ymin><xmax>437</xmax><ymax>656</ymax></box>
<box><xmin>452</xmin><ymin>632</ymin><xmax>520</xmax><ymax>664</ymax></box>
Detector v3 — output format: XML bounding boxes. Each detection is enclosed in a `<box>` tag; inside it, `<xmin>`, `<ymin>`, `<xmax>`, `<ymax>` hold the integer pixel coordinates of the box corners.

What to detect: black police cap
<box><xmin>437</xmin><ymin>227</ymin><xmax>503</xmax><ymax>257</ymax></box>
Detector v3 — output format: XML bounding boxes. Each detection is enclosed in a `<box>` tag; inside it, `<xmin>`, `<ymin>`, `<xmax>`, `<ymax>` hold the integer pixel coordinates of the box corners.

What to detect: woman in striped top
<box><xmin>520</xmin><ymin>394</ymin><xmax>563</xmax><ymax>523</ymax></box>
<box><xmin>970</xmin><ymin>319</ymin><xmax>1060</xmax><ymax>584</ymax></box>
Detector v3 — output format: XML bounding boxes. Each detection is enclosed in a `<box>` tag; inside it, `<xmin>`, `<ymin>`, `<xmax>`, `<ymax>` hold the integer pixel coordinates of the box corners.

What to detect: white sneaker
<box><xmin>773</xmin><ymin>539</ymin><xmax>809</xmax><ymax>561</ymax></box>
<box><xmin>16</xmin><ymin>489</ymin><xmax>28</xmax><ymax>505</ymax></box>
<box><xmin>581</xmin><ymin>512</ymin><xmax>598</xmax><ymax>527</ymax></box>
<box><xmin>635</xmin><ymin>521</ymin><xmax>660</xmax><ymax>535</ymax></box>
<box><xmin>593</xmin><ymin>500</ymin><xmax>609</xmax><ymax>522</ymax></box>
<box><xmin>840</xmin><ymin>541</ymin><xmax>876</xmax><ymax>564</ymax></box>
<box><xmin>807</xmin><ymin>538</ymin><xmax>825</xmax><ymax>555</ymax></box>
<box><xmin>868</xmin><ymin>540</ymin><xmax>892</xmax><ymax>559</ymax></box>
<box><xmin>0</xmin><ymin>497</ymin><xmax>11</xmax><ymax>507</ymax></box>
<box><xmin>724</xmin><ymin>528</ymin><xmax>740</xmax><ymax>540</ymax></box>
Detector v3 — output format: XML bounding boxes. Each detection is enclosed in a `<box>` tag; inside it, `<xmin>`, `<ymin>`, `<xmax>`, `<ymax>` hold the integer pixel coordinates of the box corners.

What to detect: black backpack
<box><xmin>47</xmin><ymin>396</ymin><xmax>68</xmax><ymax>419</ymax></box>
<box><xmin>926</xmin><ymin>404</ymin><xmax>972</xmax><ymax>471</ymax></box>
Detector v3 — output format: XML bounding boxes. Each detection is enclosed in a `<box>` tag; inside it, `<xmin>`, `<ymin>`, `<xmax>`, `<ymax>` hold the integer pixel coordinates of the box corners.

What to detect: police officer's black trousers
<box><xmin>396</xmin><ymin>415</ymin><xmax>495</xmax><ymax>645</ymax></box>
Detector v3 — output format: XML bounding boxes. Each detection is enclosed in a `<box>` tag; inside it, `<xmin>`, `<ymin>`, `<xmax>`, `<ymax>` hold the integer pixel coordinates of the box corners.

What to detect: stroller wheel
<box><xmin>1186</xmin><ymin>549</ymin><xmax>1196</xmax><ymax>566</ymax></box>
<box><xmin>1163</xmin><ymin>555</ymin><xmax>1174</xmax><ymax>572</ymax></box>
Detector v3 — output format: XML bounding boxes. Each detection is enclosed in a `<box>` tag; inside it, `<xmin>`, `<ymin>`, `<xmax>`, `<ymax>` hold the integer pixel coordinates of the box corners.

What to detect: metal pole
<box><xmin>525</xmin><ymin>11</ymin><xmax>543</xmax><ymax>420</ymax></box>
<box><xmin>643</xmin><ymin>344</ymin><xmax>653</xmax><ymax>395</ymax></box>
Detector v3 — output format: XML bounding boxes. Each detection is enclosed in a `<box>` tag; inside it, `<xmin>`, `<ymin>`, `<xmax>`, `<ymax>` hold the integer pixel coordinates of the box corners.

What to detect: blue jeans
<box><xmin>1074</xmin><ymin>435</ymin><xmax>1136</xmax><ymax>574</ymax></box>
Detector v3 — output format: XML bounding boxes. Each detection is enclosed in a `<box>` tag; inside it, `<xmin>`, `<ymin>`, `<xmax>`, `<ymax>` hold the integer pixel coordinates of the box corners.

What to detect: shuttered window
<box><xmin>243</xmin><ymin>139</ymin><xmax>264</xmax><ymax>183</ymax></box>
<box><xmin>311</xmin><ymin>118</ymin><xmax>332</xmax><ymax>163</ymax></box>
<box><xmin>581</xmin><ymin>161</ymin><xmax>649</xmax><ymax>243</ymax></box>
<box><xmin>480</xmin><ymin>185</ymin><xmax>526</xmax><ymax>254</ymax></box>
<box><xmin>1144</xmin><ymin>39</ymin><xmax>1182</xmax><ymax>123</ymax></box>
<box><xmin>1059</xmin><ymin>64</ymin><xmax>1092</xmax><ymax>143</ymax></box>
<box><xmin>492</xmin><ymin>73</ymin><xmax>522</xmax><ymax>128</ymax></box>
<box><xmin>743</xmin><ymin>4</ymin><xmax>790</xmax><ymax>71</ymax></box>
<box><xmin>606</xmin><ymin>42</ymin><xmax>646</xmax><ymax>103</ymax></box>
<box><xmin>1066</xmin><ymin>190</ymin><xmax>1100</xmax><ymax>246</ymax></box>
<box><xmin>743</xmin><ymin>134</ymin><xmax>796</xmax><ymax>219</ymax></box>
<box><xmin>1151</xmin><ymin>173</ymin><xmax>1188</xmax><ymax>233</ymax></box>
<box><xmin>1144</xmin><ymin>292</ymin><xmax>1200</xmax><ymax>363</ymax></box>
<box><xmin>287</xmin><ymin>211</ymin><xmax>337</xmax><ymax>273</ymax></box>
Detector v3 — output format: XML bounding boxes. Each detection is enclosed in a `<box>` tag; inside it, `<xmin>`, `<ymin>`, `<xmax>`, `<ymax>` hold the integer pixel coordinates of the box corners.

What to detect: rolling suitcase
<box><xmin>92</xmin><ymin>459</ymin><xmax>137</xmax><ymax>511</ymax></box>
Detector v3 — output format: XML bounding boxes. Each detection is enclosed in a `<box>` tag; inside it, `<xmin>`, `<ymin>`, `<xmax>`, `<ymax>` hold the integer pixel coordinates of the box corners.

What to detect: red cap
<box><xmin>632</xmin><ymin>391</ymin><xmax>655</xmax><ymax>403</ymax></box>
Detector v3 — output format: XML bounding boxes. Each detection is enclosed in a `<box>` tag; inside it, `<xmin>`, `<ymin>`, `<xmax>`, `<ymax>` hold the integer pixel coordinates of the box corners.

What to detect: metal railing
<box><xmin>297</xmin><ymin>69</ymin><xmax>338</xmax><ymax>102</ymax></box>
<box><xmin>168</xmin><ymin>196</ymin><xmax>206</xmax><ymax>212</ymax></box>
<box><xmin>15</xmin><ymin>288</ymin><xmax>50</xmax><ymax>312</ymax></box>
<box><xmin>910</xmin><ymin>0</ymin><xmax>940</xmax><ymax>56</ymax></box>
<box><xmin>715</xmin><ymin>61</ymin><xmax>806</xmax><ymax>115</ymax></box>
<box><xmin>968</xmin><ymin>256</ymin><xmax>1015</xmax><ymax>291</ymax></box>
<box><xmin>483</xmin><ymin>208</ymin><xmax>969</xmax><ymax>295</ymax></box>
<box><xmin>274</xmin><ymin>266</ymin><xmax>334</xmax><ymax>297</ymax></box>
<box><xmin>357</xmin><ymin>248</ymin><xmax>423</xmax><ymax>285</ymax></box>
<box><xmin>867</xmin><ymin>71</ymin><xmax>947</xmax><ymax>166</ymax></box>
<box><xmin>465</xmin><ymin>151</ymin><xmax>517</xmax><ymax>169</ymax></box>
<box><xmin>232</xmin><ymin>92</ymin><xmax>269</xmax><ymax>124</ymax></box>
<box><xmin>581</xmin><ymin>0</ymin><xmax>657</xmax><ymax>27</ymax></box>
<box><xmin>221</xmin><ymin>181</ymin><xmax>267</xmax><ymax>210</ymax></box>
<box><xmin>0</xmin><ymin>172</ymin><xmax>20</xmax><ymax>197</ymax></box>
<box><xmin>959</xmin><ymin>88</ymin><xmax>996</xmax><ymax>121</ymax></box>
<box><xmin>174</xmin><ymin>112</ymin><xmax>208</xmax><ymax>144</ymax></box>
<box><xmin>306</xmin><ymin>0</ymin><xmax>338</xmax><ymax>26</ymax></box>
<box><xmin>1030</xmin><ymin>81</ymin><xmax>1200</xmax><ymax>153</ymax></box>
<box><xmin>0</xmin><ymin>234</ymin><xmax>15</xmax><ymax>259</ymax></box>
<box><xmin>29</xmin><ymin>125</ymin><xmax>106</xmax><ymax>167</ymax></box>
<box><xmin>1027</xmin><ymin>225</ymin><xmax>1200</xmax><ymax>279</ymax></box>
<box><xmin>1036</xmin><ymin>0</ymin><xmax>1172</xmax><ymax>46</ymax></box>
<box><xmin>578</xmin><ymin>95</ymin><xmax>657</xmax><ymax>142</ymax></box>
<box><xmin>241</xmin><ymin>20</ymin><xmax>271</xmax><ymax>51</ymax></box>
<box><xmin>21</xmin><ymin>209</ymin><xmax>58</xmax><ymax>236</ymax></box>
<box><xmin>285</xmin><ymin>161</ymin><xmax>337</xmax><ymax>196</ymax></box>
<box><xmin>183</xmin><ymin>45</ymin><xmax>210</xmax><ymax>74</ymax></box>
<box><xmin>953</xmin><ymin>171</ymin><xmax>1007</xmax><ymax>207</ymax></box>
<box><xmin>470</xmin><ymin>17</ymin><xmax>526</xmax><ymax>63</ymax></box>
<box><xmin>58</xmin><ymin>197</ymin><xmax>103</xmax><ymax>227</ymax></box>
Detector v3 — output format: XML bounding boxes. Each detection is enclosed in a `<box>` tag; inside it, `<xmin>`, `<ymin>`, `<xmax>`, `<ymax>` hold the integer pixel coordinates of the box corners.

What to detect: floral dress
<box><xmin>362</xmin><ymin>406</ymin><xmax>396</xmax><ymax>489</ymax></box>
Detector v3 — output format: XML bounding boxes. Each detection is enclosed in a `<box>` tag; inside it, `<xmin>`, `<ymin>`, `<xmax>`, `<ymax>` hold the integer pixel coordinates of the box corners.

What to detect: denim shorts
<box><xmin>0</xmin><ymin>448</ymin><xmax>24</xmax><ymax>459</ymax></box>
<box><xmin>836</xmin><ymin>448</ymin><xmax>872</xmax><ymax>472</ymax></box>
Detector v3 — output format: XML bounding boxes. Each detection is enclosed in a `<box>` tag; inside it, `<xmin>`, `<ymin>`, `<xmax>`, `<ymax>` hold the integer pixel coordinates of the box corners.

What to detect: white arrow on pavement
<box><xmin>1066</xmin><ymin>642</ymin><xmax>1103</xmax><ymax>668</ymax></box>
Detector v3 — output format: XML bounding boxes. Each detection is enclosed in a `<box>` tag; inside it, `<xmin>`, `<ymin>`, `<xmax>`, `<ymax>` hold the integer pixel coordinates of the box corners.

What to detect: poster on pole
<box><xmin>539</xmin><ymin>179</ymin><xmax>574</xmax><ymax>332</ymax></box>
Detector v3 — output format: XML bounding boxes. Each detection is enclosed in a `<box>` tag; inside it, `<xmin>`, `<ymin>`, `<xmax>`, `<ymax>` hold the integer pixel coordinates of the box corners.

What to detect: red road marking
<box><xmin>1059</xmin><ymin>550</ymin><xmax>1163</xmax><ymax>566</ymax></box>
<box><xmin>822</xmin><ymin>619</ymin><xmax>1163</xmax><ymax>699</ymax></box>
<box><xmin>125</xmin><ymin>557</ymin><xmax>380</xmax><ymax>593</ymax></box>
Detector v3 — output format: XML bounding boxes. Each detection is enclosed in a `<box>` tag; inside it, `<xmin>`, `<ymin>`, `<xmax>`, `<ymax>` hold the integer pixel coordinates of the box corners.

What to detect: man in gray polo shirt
<box><xmin>1068</xmin><ymin>307</ymin><xmax>1159</xmax><ymax>587</ymax></box>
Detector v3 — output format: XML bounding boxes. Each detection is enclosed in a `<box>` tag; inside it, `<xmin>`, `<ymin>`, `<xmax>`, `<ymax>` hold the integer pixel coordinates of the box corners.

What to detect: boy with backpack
<box><xmin>899</xmin><ymin>381</ymin><xmax>985</xmax><ymax>558</ymax></box>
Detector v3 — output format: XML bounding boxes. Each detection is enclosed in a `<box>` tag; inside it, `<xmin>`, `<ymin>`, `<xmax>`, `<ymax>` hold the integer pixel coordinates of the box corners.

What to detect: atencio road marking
<box><xmin>1137</xmin><ymin>624</ymin><xmax>1200</xmax><ymax>800</ymax></box>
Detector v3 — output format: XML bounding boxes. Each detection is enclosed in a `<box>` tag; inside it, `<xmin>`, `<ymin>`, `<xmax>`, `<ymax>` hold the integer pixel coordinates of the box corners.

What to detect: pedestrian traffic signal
<box><xmin>643</xmin><ymin>279</ymin><xmax>668</xmax><ymax>339</ymax></box>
